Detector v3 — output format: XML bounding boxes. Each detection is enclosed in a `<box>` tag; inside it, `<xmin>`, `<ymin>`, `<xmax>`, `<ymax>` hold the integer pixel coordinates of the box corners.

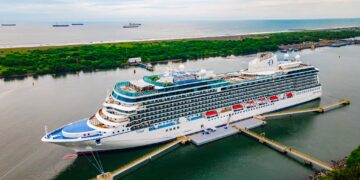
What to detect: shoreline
<box><xmin>1</xmin><ymin>29</ymin><xmax>360</xmax><ymax>79</ymax></box>
<box><xmin>1</xmin><ymin>26</ymin><xmax>359</xmax><ymax>50</ymax></box>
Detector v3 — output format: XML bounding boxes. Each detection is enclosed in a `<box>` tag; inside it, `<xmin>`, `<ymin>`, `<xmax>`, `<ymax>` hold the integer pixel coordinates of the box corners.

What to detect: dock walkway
<box><xmin>234</xmin><ymin>125</ymin><xmax>334</xmax><ymax>171</ymax></box>
<box><xmin>95</xmin><ymin>99</ymin><xmax>350</xmax><ymax>179</ymax></box>
<box><xmin>262</xmin><ymin>99</ymin><xmax>350</xmax><ymax>119</ymax></box>
<box><xmin>96</xmin><ymin>136</ymin><xmax>190</xmax><ymax>180</ymax></box>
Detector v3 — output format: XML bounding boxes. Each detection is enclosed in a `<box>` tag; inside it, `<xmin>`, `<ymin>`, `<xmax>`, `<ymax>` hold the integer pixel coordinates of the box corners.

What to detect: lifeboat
<box><xmin>205</xmin><ymin>110</ymin><xmax>218</xmax><ymax>117</ymax></box>
<box><xmin>258</xmin><ymin>98</ymin><xmax>267</xmax><ymax>105</ymax></box>
<box><xmin>286</xmin><ymin>92</ymin><xmax>293</xmax><ymax>98</ymax></box>
<box><xmin>269</xmin><ymin>96</ymin><xmax>279</xmax><ymax>102</ymax></box>
<box><xmin>246</xmin><ymin>100</ymin><xmax>256</xmax><ymax>108</ymax></box>
<box><xmin>232</xmin><ymin>104</ymin><xmax>244</xmax><ymax>111</ymax></box>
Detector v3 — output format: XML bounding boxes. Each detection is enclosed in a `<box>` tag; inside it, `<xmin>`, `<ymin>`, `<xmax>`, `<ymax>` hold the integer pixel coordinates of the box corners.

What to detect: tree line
<box><xmin>1</xmin><ymin>30</ymin><xmax>360</xmax><ymax>78</ymax></box>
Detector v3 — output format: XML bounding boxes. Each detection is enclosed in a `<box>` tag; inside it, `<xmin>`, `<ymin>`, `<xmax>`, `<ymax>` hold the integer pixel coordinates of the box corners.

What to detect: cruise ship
<box><xmin>42</xmin><ymin>52</ymin><xmax>322</xmax><ymax>152</ymax></box>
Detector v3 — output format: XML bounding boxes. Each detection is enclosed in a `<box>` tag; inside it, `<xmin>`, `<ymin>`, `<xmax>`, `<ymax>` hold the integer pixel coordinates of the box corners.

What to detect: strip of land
<box><xmin>314</xmin><ymin>145</ymin><xmax>360</xmax><ymax>179</ymax></box>
<box><xmin>0</xmin><ymin>27</ymin><xmax>360</xmax><ymax>78</ymax></box>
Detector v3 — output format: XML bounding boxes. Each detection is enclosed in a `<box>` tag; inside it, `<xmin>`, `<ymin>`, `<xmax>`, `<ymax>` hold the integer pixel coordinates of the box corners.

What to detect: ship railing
<box><xmin>99</xmin><ymin>109</ymin><xmax>129</xmax><ymax>124</ymax></box>
<box><xmin>89</xmin><ymin>115</ymin><xmax>109</xmax><ymax>128</ymax></box>
<box><xmin>106</xmin><ymin>96</ymin><xmax>143</xmax><ymax>107</ymax></box>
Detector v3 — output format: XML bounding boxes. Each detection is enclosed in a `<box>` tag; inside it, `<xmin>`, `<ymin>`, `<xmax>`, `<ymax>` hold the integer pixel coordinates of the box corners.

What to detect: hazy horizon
<box><xmin>1</xmin><ymin>0</ymin><xmax>360</xmax><ymax>22</ymax></box>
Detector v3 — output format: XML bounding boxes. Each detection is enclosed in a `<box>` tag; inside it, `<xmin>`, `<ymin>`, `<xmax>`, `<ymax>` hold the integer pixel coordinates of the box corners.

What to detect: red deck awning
<box><xmin>232</xmin><ymin>104</ymin><xmax>244</xmax><ymax>110</ymax></box>
<box><xmin>286</xmin><ymin>92</ymin><xmax>293</xmax><ymax>98</ymax></box>
<box><xmin>269</xmin><ymin>96</ymin><xmax>279</xmax><ymax>101</ymax></box>
<box><xmin>205</xmin><ymin>110</ymin><xmax>218</xmax><ymax>117</ymax></box>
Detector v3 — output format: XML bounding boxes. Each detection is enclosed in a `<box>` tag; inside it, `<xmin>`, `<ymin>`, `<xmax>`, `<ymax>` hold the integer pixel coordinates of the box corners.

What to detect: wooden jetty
<box><xmin>260</xmin><ymin>99</ymin><xmax>350</xmax><ymax>119</ymax></box>
<box><xmin>96</xmin><ymin>136</ymin><xmax>190</xmax><ymax>180</ymax></box>
<box><xmin>95</xmin><ymin>99</ymin><xmax>350</xmax><ymax>179</ymax></box>
<box><xmin>233</xmin><ymin>125</ymin><xmax>334</xmax><ymax>171</ymax></box>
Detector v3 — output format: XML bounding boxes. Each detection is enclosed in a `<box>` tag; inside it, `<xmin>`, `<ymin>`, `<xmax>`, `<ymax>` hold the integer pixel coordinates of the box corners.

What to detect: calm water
<box><xmin>0</xmin><ymin>45</ymin><xmax>359</xmax><ymax>180</ymax></box>
<box><xmin>1</xmin><ymin>19</ymin><xmax>360</xmax><ymax>48</ymax></box>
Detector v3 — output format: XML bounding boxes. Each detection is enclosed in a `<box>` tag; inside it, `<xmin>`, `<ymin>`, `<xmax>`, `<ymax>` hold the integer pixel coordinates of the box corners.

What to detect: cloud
<box><xmin>1</xmin><ymin>0</ymin><xmax>360</xmax><ymax>21</ymax></box>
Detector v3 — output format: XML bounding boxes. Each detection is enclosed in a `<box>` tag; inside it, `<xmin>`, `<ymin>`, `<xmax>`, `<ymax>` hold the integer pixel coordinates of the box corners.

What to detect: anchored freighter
<box><xmin>42</xmin><ymin>52</ymin><xmax>322</xmax><ymax>152</ymax></box>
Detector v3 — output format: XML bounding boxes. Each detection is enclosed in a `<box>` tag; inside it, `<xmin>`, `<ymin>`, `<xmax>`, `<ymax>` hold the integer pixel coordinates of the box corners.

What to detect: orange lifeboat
<box><xmin>232</xmin><ymin>104</ymin><xmax>244</xmax><ymax>111</ymax></box>
<box><xmin>269</xmin><ymin>96</ymin><xmax>279</xmax><ymax>102</ymax></box>
<box><xmin>205</xmin><ymin>110</ymin><xmax>218</xmax><ymax>117</ymax></box>
<box><xmin>286</xmin><ymin>92</ymin><xmax>293</xmax><ymax>98</ymax></box>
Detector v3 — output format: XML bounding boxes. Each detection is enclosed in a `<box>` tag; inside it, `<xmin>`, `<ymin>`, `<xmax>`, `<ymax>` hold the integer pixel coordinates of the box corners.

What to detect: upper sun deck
<box><xmin>113</xmin><ymin>53</ymin><xmax>313</xmax><ymax>98</ymax></box>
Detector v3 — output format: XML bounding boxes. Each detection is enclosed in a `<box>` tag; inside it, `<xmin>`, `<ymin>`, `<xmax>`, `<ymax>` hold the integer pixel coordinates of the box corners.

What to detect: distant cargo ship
<box><xmin>1</xmin><ymin>24</ymin><xmax>16</xmax><ymax>26</ymax></box>
<box><xmin>123</xmin><ymin>22</ymin><xmax>141</xmax><ymax>28</ymax></box>
<box><xmin>129</xmin><ymin>23</ymin><xmax>141</xmax><ymax>26</ymax></box>
<box><xmin>53</xmin><ymin>24</ymin><xmax>69</xmax><ymax>27</ymax></box>
<box><xmin>71</xmin><ymin>23</ymin><xmax>84</xmax><ymax>26</ymax></box>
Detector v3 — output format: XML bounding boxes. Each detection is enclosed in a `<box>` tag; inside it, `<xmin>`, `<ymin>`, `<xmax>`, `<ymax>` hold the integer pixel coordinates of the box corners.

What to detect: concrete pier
<box><xmin>262</xmin><ymin>99</ymin><xmax>350</xmax><ymax>119</ymax></box>
<box><xmin>95</xmin><ymin>99</ymin><xmax>350</xmax><ymax>179</ymax></box>
<box><xmin>190</xmin><ymin>118</ymin><xmax>266</xmax><ymax>146</ymax></box>
<box><xmin>96</xmin><ymin>136</ymin><xmax>190</xmax><ymax>180</ymax></box>
<box><xmin>233</xmin><ymin>126</ymin><xmax>334</xmax><ymax>171</ymax></box>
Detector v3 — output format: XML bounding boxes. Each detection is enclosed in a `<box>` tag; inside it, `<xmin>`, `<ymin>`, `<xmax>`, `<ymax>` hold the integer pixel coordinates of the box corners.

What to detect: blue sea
<box><xmin>1</xmin><ymin>19</ymin><xmax>360</xmax><ymax>48</ymax></box>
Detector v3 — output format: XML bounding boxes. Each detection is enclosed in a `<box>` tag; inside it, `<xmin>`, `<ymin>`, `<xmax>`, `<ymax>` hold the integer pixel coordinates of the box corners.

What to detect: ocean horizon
<box><xmin>1</xmin><ymin>18</ymin><xmax>360</xmax><ymax>48</ymax></box>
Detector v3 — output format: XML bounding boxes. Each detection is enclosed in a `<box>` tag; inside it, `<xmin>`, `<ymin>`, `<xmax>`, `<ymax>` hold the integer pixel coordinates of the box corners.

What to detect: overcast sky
<box><xmin>1</xmin><ymin>0</ymin><xmax>360</xmax><ymax>22</ymax></box>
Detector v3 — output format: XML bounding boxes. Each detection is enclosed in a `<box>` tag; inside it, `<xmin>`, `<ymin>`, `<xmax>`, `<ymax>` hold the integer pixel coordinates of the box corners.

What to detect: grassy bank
<box><xmin>318</xmin><ymin>145</ymin><xmax>360</xmax><ymax>180</ymax></box>
<box><xmin>1</xmin><ymin>30</ymin><xmax>360</xmax><ymax>78</ymax></box>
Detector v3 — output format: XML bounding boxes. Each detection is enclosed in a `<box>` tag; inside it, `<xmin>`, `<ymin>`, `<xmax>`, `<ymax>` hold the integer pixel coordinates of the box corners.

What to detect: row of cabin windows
<box><xmin>143</xmin><ymin>73</ymin><xmax>317</xmax><ymax>110</ymax></box>
<box><xmin>128</xmin><ymin>76</ymin><xmax>318</xmax><ymax>128</ymax></box>
<box><xmin>165</xmin><ymin>126</ymin><xmax>180</xmax><ymax>132</ymax></box>
<box><xmin>114</xmin><ymin>69</ymin><xmax>317</xmax><ymax>104</ymax></box>
<box><xmin>129</xmin><ymin>83</ymin><xmax>319</xmax><ymax>130</ymax></box>
<box><xmin>130</xmin><ymin>75</ymin><xmax>318</xmax><ymax>121</ymax></box>
<box><xmin>133</xmin><ymin>84</ymin><xmax>320</xmax><ymax>124</ymax></box>
<box><xmin>140</xmin><ymin>85</ymin><xmax>296</xmax><ymax>118</ymax></box>
<box><xmin>134</xmin><ymin>72</ymin><xmax>315</xmax><ymax>113</ymax></box>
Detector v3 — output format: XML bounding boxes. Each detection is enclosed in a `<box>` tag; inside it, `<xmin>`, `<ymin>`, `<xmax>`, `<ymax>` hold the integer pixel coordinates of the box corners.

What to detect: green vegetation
<box><xmin>1</xmin><ymin>30</ymin><xmax>360</xmax><ymax>78</ymax></box>
<box><xmin>319</xmin><ymin>145</ymin><xmax>360</xmax><ymax>180</ymax></box>
<box><xmin>148</xmin><ymin>75</ymin><xmax>160</xmax><ymax>82</ymax></box>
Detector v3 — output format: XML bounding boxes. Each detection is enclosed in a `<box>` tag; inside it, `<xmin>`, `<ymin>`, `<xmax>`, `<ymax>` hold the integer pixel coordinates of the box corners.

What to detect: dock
<box><xmin>190</xmin><ymin>118</ymin><xmax>266</xmax><ymax>146</ymax></box>
<box><xmin>261</xmin><ymin>99</ymin><xmax>350</xmax><ymax>119</ymax></box>
<box><xmin>96</xmin><ymin>136</ymin><xmax>190</xmax><ymax>180</ymax></box>
<box><xmin>95</xmin><ymin>99</ymin><xmax>350</xmax><ymax>179</ymax></box>
<box><xmin>233</xmin><ymin>125</ymin><xmax>334</xmax><ymax>171</ymax></box>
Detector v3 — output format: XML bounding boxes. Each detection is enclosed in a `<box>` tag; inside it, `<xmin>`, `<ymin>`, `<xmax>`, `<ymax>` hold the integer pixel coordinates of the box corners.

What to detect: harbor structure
<box><xmin>95</xmin><ymin>99</ymin><xmax>350</xmax><ymax>179</ymax></box>
<box><xmin>53</xmin><ymin>24</ymin><xmax>69</xmax><ymax>27</ymax></box>
<box><xmin>1</xmin><ymin>24</ymin><xmax>16</xmax><ymax>26</ymax></box>
<box><xmin>123</xmin><ymin>22</ymin><xmax>141</xmax><ymax>28</ymax></box>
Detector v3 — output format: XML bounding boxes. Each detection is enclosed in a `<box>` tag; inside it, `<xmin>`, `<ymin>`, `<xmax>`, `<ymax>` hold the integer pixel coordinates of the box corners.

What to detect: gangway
<box><xmin>234</xmin><ymin>126</ymin><xmax>334</xmax><ymax>171</ymax></box>
<box><xmin>261</xmin><ymin>99</ymin><xmax>350</xmax><ymax>119</ymax></box>
<box><xmin>96</xmin><ymin>136</ymin><xmax>190</xmax><ymax>180</ymax></box>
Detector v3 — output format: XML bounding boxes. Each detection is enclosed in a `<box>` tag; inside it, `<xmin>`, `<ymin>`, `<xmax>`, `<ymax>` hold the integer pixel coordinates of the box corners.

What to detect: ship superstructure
<box><xmin>42</xmin><ymin>52</ymin><xmax>322</xmax><ymax>152</ymax></box>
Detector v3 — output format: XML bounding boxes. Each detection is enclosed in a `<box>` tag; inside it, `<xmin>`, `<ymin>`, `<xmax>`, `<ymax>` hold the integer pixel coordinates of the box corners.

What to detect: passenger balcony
<box><xmin>104</xmin><ymin>96</ymin><xmax>143</xmax><ymax>112</ymax></box>
<box><xmin>96</xmin><ymin>109</ymin><xmax>129</xmax><ymax>127</ymax></box>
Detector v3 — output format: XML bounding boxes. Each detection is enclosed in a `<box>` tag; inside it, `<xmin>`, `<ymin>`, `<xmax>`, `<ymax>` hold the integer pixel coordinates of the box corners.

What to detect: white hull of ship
<box><xmin>53</xmin><ymin>86</ymin><xmax>322</xmax><ymax>152</ymax></box>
